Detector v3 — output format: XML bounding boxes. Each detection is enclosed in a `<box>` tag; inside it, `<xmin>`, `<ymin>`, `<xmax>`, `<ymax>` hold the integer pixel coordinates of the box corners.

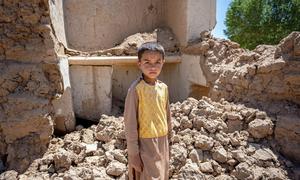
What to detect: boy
<box><xmin>124</xmin><ymin>42</ymin><xmax>172</xmax><ymax>180</ymax></box>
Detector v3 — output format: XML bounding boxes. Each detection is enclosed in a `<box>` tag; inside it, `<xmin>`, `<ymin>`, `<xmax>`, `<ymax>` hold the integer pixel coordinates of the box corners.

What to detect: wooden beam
<box><xmin>68</xmin><ymin>56</ymin><xmax>181</xmax><ymax>65</ymax></box>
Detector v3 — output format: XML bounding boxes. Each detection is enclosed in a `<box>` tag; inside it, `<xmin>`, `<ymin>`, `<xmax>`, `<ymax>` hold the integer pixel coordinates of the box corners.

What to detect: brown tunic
<box><xmin>124</xmin><ymin>77</ymin><xmax>172</xmax><ymax>180</ymax></box>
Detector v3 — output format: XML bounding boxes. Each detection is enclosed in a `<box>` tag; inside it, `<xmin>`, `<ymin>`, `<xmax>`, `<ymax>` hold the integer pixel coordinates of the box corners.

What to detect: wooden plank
<box><xmin>68</xmin><ymin>56</ymin><xmax>181</xmax><ymax>65</ymax></box>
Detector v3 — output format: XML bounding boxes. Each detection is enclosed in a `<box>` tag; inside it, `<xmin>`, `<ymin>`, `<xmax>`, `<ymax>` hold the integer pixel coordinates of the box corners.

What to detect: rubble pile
<box><xmin>2</xmin><ymin>97</ymin><xmax>295</xmax><ymax>179</ymax></box>
<box><xmin>182</xmin><ymin>31</ymin><xmax>300</xmax><ymax>168</ymax></box>
<box><xmin>168</xmin><ymin>97</ymin><xmax>294</xmax><ymax>179</ymax></box>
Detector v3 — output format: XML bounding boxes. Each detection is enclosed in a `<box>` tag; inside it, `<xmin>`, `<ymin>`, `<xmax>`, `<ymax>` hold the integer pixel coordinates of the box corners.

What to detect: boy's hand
<box><xmin>129</xmin><ymin>153</ymin><xmax>143</xmax><ymax>172</ymax></box>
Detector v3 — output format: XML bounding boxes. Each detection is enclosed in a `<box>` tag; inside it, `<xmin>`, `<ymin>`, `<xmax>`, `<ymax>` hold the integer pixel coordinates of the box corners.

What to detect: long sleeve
<box><xmin>124</xmin><ymin>87</ymin><xmax>139</xmax><ymax>156</ymax></box>
<box><xmin>166</xmin><ymin>89</ymin><xmax>172</xmax><ymax>141</ymax></box>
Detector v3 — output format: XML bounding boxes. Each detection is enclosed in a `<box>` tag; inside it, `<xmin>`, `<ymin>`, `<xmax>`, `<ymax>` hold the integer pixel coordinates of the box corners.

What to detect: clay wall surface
<box><xmin>0</xmin><ymin>0</ymin><xmax>64</xmax><ymax>173</ymax></box>
<box><xmin>49</xmin><ymin>0</ymin><xmax>67</xmax><ymax>47</ymax></box>
<box><xmin>69</xmin><ymin>65</ymin><xmax>112</xmax><ymax>120</ymax></box>
<box><xmin>165</xmin><ymin>0</ymin><xmax>216</xmax><ymax>46</ymax></box>
<box><xmin>164</xmin><ymin>0</ymin><xmax>187</xmax><ymax>46</ymax></box>
<box><xmin>0</xmin><ymin>0</ymin><xmax>61</xmax><ymax>63</ymax></box>
<box><xmin>64</xmin><ymin>0</ymin><xmax>166</xmax><ymax>51</ymax></box>
<box><xmin>63</xmin><ymin>0</ymin><xmax>216</xmax><ymax>51</ymax></box>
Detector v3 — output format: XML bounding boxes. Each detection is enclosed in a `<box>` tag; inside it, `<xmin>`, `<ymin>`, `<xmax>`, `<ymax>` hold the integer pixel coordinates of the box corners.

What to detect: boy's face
<box><xmin>138</xmin><ymin>51</ymin><xmax>164</xmax><ymax>80</ymax></box>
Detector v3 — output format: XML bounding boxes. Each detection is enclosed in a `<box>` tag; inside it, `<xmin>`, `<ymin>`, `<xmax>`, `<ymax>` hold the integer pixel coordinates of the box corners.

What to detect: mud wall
<box><xmin>165</xmin><ymin>0</ymin><xmax>216</xmax><ymax>46</ymax></box>
<box><xmin>49</xmin><ymin>0</ymin><xmax>67</xmax><ymax>48</ymax></box>
<box><xmin>64</xmin><ymin>0</ymin><xmax>166</xmax><ymax>51</ymax></box>
<box><xmin>69</xmin><ymin>65</ymin><xmax>113</xmax><ymax>120</ymax></box>
<box><xmin>63</xmin><ymin>0</ymin><xmax>216</xmax><ymax>51</ymax></box>
<box><xmin>0</xmin><ymin>0</ymin><xmax>64</xmax><ymax>173</ymax></box>
<box><xmin>0</xmin><ymin>0</ymin><xmax>61</xmax><ymax>62</ymax></box>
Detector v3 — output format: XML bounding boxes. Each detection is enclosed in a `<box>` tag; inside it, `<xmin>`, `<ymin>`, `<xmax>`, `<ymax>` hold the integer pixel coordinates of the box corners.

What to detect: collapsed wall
<box><xmin>65</xmin><ymin>27</ymin><xmax>180</xmax><ymax>57</ymax></box>
<box><xmin>182</xmin><ymin>31</ymin><xmax>300</xmax><ymax>104</ymax></box>
<box><xmin>0</xmin><ymin>0</ymin><xmax>63</xmax><ymax>173</ymax></box>
<box><xmin>182</xmin><ymin>31</ymin><xmax>300</xmax><ymax>165</ymax></box>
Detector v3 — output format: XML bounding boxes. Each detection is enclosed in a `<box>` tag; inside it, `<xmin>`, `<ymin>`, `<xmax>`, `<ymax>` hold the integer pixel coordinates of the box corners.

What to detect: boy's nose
<box><xmin>150</xmin><ymin>65</ymin><xmax>158</xmax><ymax>70</ymax></box>
<box><xmin>147</xmin><ymin>64</ymin><xmax>156</xmax><ymax>68</ymax></box>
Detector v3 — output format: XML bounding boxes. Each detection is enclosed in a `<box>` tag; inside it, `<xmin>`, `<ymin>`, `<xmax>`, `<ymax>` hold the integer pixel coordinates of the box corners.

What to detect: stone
<box><xmin>111</xmin><ymin>149</ymin><xmax>127</xmax><ymax>164</ymax></box>
<box><xmin>199</xmin><ymin>161</ymin><xmax>214</xmax><ymax>173</ymax></box>
<box><xmin>212</xmin><ymin>146</ymin><xmax>228</xmax><ymax>163</ymax></box>
<box><xmin>266</xmin><ymin>167</ymin><xmax>287</xmax><ymax>179</ymax></box>
<box><xmin>106</xmin><ymin>160</ymin><xmax>126</xmax><ymax>177</ymax></box>
<box><xmin>232</xmin><ymin>162</ymin><xmax>253</xmax><ymax>180</ymax></box>
<box><xmin>211</xmin><ymin>160</ymin><xmax>224</xmax><ymax>175</ymax></box>
<box><xmin>53</xmin><ymin>149</ymin><xmax>72</xmax><ymax>171</ymax></box>
<box><xmin>227</xmin><ymin>119</ymin><xmax>243</xmax><ymax>133</ymax></box>
<box><xmin>227</xmin><ymin>159</ymin><xmax>238</xmax><ymax>166</ymax></box>
<box><xmin>177</xmin><ymin>160</ymin><xmax>205</xmax><ymax>179</ymax></box>
<box><xmin>189</xmin><ymin>108</ymin><xmax>200</xmax><ymax>119</ymax></box>
<box><xmin>248</xmin><ymin>118</ymin><xmax>273</xmax><ymax>138</ymax></box>
<box><xmin>0</xmin><ymin>170</ymin><xmax>18</xmax><ymax>180</ymax></box>
<box><xmin>251</xmin><ymin>166</ymin><xmax>265</xmax><ymax>180</ymax></box>
<box><xmin>189</xmin><ymin>148</ymin><xmax>204</xmax><ymax>163</ymax></box>
<box><xmin>64</xmin><ymin>131</ymin><xmax>81</xmax><ymax>142</ymax></box>
<box><xmin>252</xmin><ymin>148</ymin><xmax>276</xmax><ymax>161</ymax></box>
<box><xmin>39</xmin><ymin>164</ymin><xmax>48</xmax><ymax>172</ymax></box>
<box><xmin>95</xmin><ymin>129</ymin><xmax>113</xmax><ymax>142</ymax></box>
<box><xmin>83</xmin><ymin>142</ymin><xmax>97</xmax><ymax>152</ymax></box>
<box><xmin>181</xmin><ymin>105</ymin><xmax>192</xmax><ymax>116</ymax></box>
<box><xmin>84</xmin><ymin>156</ymin><xmax>102</xmax><ymax>166</ymax></box>
<box><xmin>81</xmin><ymin>129</ymin><xmax>94</xmax><ymax>144</ymax></box>
<box><xmin>215</xmin><ymin>174</ymin><xmax>233</xmax><ymax>180</ymax></box>
<box><xmin>180</xmin><ymin>116</ymin><xmax>193</xmax><ymax>130</ymax></box>
<box><xmin>194</xmin><ymin>134</ymin><xmax>214</xmax><ymax>150</ymax></box>
<box><xmin>171</xmin><ymin>144</ymin><xmax>188</xmax><ymax>167</ymax></box>
<box><xmin>226</xmin><ymin>112</ymin><xmax>243</xmax><ymax>121</ymax></box>
<box><xmin>102</xmin><ymin>140</ymin><xmax>116</xmax><ymax>151</ymax></box>
<box><xmin>255</xmin><ymin>111</ymin><xmax>267</xmax><ymax>119</ymax></box>
<box><xmin>93</xmin><ymin>167</ymin><xmax>114</xmax><ymax>179</ymax></box>
<box><xmin>193</xmin><ymin>116</ymin><xmax>205</xmax><ymax>130</ymax></box>
<box><xmin>215</xmin><ymin>133</ymin><xmax>230</xmax><ymax>145</ymax></box>
<box><xmin>203</xmin><ymin>119</ymin><xmax>220</xmax><ymax>133</ymax></box>
<box><xmin>231</xmin><ymin>149</ymin><xmax>246</xmax><ymax>162</ymax></box>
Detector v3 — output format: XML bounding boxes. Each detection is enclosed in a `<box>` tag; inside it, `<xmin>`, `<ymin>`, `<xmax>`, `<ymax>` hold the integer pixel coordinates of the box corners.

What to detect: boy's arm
<box><xmin>166</xmin><ymin>89</ymin><xmax>172</xmax><ymax>141</ymax></box>
<box><xmin>124</xmin><ymin>87</ymin><xmax>143</xmax><ymax>172</ymax></box>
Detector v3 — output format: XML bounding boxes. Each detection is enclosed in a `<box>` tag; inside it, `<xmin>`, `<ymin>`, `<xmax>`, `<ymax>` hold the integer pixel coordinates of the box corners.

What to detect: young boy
<box><xmin>124</xmin><ymin>42</ymin><xmax>172</xmax><ymax>180</ymax></box>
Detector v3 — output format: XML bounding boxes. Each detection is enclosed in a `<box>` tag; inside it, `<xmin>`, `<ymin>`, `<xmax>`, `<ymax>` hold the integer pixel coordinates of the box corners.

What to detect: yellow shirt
<box><xmin>135</xmin><ymin>80</ymin><xmax>168</xmax><ymax>138</ymax></box>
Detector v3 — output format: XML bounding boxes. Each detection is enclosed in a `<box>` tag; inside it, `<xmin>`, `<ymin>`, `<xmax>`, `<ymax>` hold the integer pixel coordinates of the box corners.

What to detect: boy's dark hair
<box><xmin>137</xmin><ymin>42</ymin><xmax>165</xmax><ymax>60</ymax></box>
